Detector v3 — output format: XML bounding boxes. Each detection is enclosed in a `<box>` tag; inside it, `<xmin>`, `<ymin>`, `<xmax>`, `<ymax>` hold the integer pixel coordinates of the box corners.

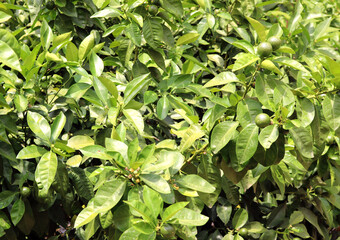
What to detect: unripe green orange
<box><xmin>258</xmin><ymin>42</ymin><xmax>273</xmax><ymax>58</ymax></box>
<box><xmin>268</xmin><ymin>36</ymin><xmax>282</xmax><ymax>51</ymax></box>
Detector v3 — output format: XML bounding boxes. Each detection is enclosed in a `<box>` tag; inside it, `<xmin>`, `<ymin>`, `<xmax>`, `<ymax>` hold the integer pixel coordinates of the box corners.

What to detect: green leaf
<box><xmin>267</xmin><ymin>204</ymin><xmax>286</xmax><ymax>228</ymax></box>
<box><xmin>156</xmin><ymin>96</ymin><xmax>170</xmax><ymax>120</ymax></box>
<box><xmin>258</xmin><ymin>125</ymin><xmax>279</xmax><ymax>149</ymax></box>
<box><xmin>296</xmin><ymin>98</ymin><xmax>315</xmax><ymax>128</ymax></box>
<box><xmin>50</xmin><ymin>112</ymin><xmax>66</xmax><ymax>143</ymax></box>
<box><xmin>74</xmin><ymin>202</ymin><xmax>98</xmax><ymax>228</ymax></box>
<box><xmin>67</xmin><ymin>135</ymin><xmax>95</xmax><ymax>149</ymax></box>
<box><xmin>124</xmin><ymin>200</ymin><xmax>156</xmax><ymax>225</ymax></box>
<box><xmin>232</xmin><ymin>208</ymin><xmax>248</xmax><ymax>229</ymax></box>
<box><xmin>143</xmin><ymin>17</ymin><xmax>163</xmax><ymax>50</ymax></box>
<box><xmin>232</xmin><ymin>53</ymin><xmax>259</xmax><ymax>72</ymax></box>
<box><xmin>204</xmin><ymin>71</ymin><xmax>240</xmax><ymax>88</ymax></box>
<box><xmin>291</xmin><ymin>224</ymin><xmax>310</xmax><ymax>239</ymax></box>
<box><xmin>99</xmin><ymin>211</ymin><xmax>114</xmax><ymax>229</ymax></box>
<box><xmin>69</xmin><ymin>167</ymin><xmax>94</xmax><ymax>201</ymax></box>
<box><xmin>260</xmin><ymin>59</ymin><xmax>282</xmax><ymax>75</ymax></box>
<box><xmin>14</xmin><ymin>94</ymin><xmax>28</xmax><ymax>112</ymax></box>
<box><xmin>0</xmin><ymin>29</ymin><xmax>20</xmax><ymax>56</ymax></box>
<box><xmin>289</xmin><ymin>211</ymin><xmax>304</xmax><ymax>225</ymax></box>
<box><xmin>91</xmin><ymin>7</ymin><xmax>122</xmax><ymax>18</ymax></box>
<box><xmin>90</xmin><ymin>53</ymin><xmax>104</xmax><ymax>77</ymax></box>
<box><xmin>143</xmin><ymin>186</ymin><xmax>163</xmax><ymax>220</ymax></box>
<box><xmin>235</xmin><ymin>124</ymin><xmax>259</xmax><ymax>171</ymax></box>
<box><xmin>35</xmin><ymin>151</ymin><xmax>58</xmax><ymax>195</ymax></box>
<box><xmin>260</xmin><ymin>229</ymin><xmax>277</xmax><ymax>240</ymax></box>
<box><xmin>78</xmin><ymin>33</ymin><xmax>95</xmax><ymax>61</ymax></box>
<box><xmin>27</xmin><ymin>111</ymin><xmax>51</xmax><ymax>143</ymax></box>
<box><xmin>17</xmin><ymin>145</ymin><xmax>48</xmax><ymax>159</ymax></box>
<box><xmin>142</xmin><ymin>150</ymin><xmax>178</xmax><ymax>173</ymax></box>
<box><xmin>146</xmin><ymin>48</ymin><xmax>166</xmax><ymax>71</ymax></box>
<box><xmin>125</xmin><ymin>22</ymin><xmax>142</xmax><ymax>47</ymax></box>
<box><xmin>0</xmin><ymin>40</ymin><xmax>21</xmax><ymax>72</ymax></box>
<box><xmin>322</xmin><ymin>94</ymin><xmax>340</xmax><ymax>131</ymax></box>
<box><xmin>245</xmin><ymin>16</ymin><xmax>267</xmax><ymax>42</ymax></box>
<box><xmin>210</xmin><ymin>121</ymin><xmax>239</xmax><ymax>154</ymax></box>
<box><xmin>80</xmin><ymin>145</ymin><xmax>113</xmax><ymax>160</ymax></box>
<box><xmin>0</xmin><ymin>191</ymin><xmax>17</xmax><ymax>209</ymax></box>
<box><xmin>124</xmin><ymin>74</ymin><xmax>151</xmax><ymax>106</ymax></box>
<box><xmin>123</xmin><ymin>109</ymin><xmax>144</xmax><ymax>135</ymax></box>
<box><xmin>176</xmin><ymin>33</ymin><xmax>199</xmax><ymax>46</ymax></box>
<box><xmin>176</xmin><ymin>174</ymin><xmax>216</xmax><ymax>193</ymax></box>
<box><xmin>299</xmin><ymin>207</ymin><xmax>324</xmax><ymax>238</ymax></box>
<box><xmin>170</xmin><ymin>208</ymin><xmax>209</xmax><ymax>226</ymax></box>
<box><xmin>41</xmin><ymin>19</ymin><xmax>53</xmax><ymax>50</ymax></box>
<box><xmin>10</xmin><ymin>198</ymin><xmax>25</xmax><ymax>226</ymax></box>
<box><xmin>140</xmin><ymin>174</ymin><xmax>171</xmax><ymax>194</ymax></box>
<box><xmin>93</xmin><ymin>75</ymin><xmax>108</xmax><ymax>105</ymax></box>
<box><xmin>161</xmin><ymin>202</ymin><xmax>189</xmax><ymax>223</ymax></box>
<box><xmin>273</xmin><ymin>57</ymin><xmax>308</xmax><ymax>72</ymax></box>
<box><xmin>160</xmin><ymin>0</ymin><xmax>183</xmax><ymax>19</ymax></box>
<box><xmin>92</xmin><ymin>179</ymin><xmax>126</xmax><ymax>212</ymax></box>
<box><xmin>216</xmin><ymin>202</ymin><xmax>232</xmax><ymax>225</ymax></box>
<box><xmin>98</xmin><ymin>76</ymin><xmax>118</xmax><ymax>99</ymax></box>
<box><xmin>289</xmin><ymin>127</ymin><xmax>314</xmax><ymax>159</ymax></box>
<box><xmin>232</xmin><ymin>40</ymin><xmax>255</xmax><ymax>54</ymax></box>
<box><xmin>270</xmin><ymin>165</ymin><xmax>285</xmax><ymax>195</ymax></box>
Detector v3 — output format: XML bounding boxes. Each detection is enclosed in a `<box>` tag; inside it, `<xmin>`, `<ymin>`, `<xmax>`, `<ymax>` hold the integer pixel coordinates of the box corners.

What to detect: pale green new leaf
<box><xmin>233</xmin><ymin>53</ymin><xmax>259</xmax><ymax>71</ymax></box>
<box><xmin>245</xmin><ymin>16</ymin><xmax>267</xmax><ymax>42</ymax></box>
<box><xmin>0</xmin><ymin>40</ymin><xmax>21</xmax><ymax>72</ymax></box>
<box><xmin>123</xmin><ymin>109</ymin><xmax>144</xmax><ymax>134</ymax></box>
<box><xmin>41</xmin><ymin>19</ymin><xmax>53</xmax><ymax>50</ymax></box>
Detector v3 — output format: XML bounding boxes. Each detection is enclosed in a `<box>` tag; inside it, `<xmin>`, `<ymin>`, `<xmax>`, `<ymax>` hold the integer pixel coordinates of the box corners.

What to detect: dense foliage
<box><xmin>0</xmin><ymin>0</ymin><xmax>339</xmax><ymax>239</ymax></box>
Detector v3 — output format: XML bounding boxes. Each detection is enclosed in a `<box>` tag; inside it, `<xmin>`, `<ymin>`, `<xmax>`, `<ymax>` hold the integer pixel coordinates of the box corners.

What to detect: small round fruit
<box><xmin>239</xmin><ymin>228</ymin><xmax>248</xmax><ymax>237</ymax></box>
<box><xmin>148</xmin><ymin>5</ymin><xmax>158</xmax><ymax>15</ymax></box>
<box><xmin>46</xmin><ymin>1</ymin><xmax>55</xmax><ymax>10</ymax></box>
<box><xmin>20</xmin><ymin>186</ymin><xmax>31</xmax><ymax>198</ymax></box>
<box><xmin>160</xmin><ymin>224</ymin><xmax>176</xmax><ymax>238</ymax></box>
<box><xmin>258</xmin><ymin>42</ymin><xmax>273</xmax><ymax>58</ymax></box>
<box><xmin>267</xmin><ymin>36</ymin><xmax>282</xmax><ymax>51</ymax></box>
<box><xmin>255</xmin><ymin>113</ymin><xmax>271</xmax><ymax>128</ymax></box>
<box><xmin>14</xmin><ymin>79</ymin><xmax>23</xmax><ymax>88</ymax></box>
<box><xmin>326</xmin><ymin>135</ymin><xmax>334</xmax><ymax>145</ymax></box>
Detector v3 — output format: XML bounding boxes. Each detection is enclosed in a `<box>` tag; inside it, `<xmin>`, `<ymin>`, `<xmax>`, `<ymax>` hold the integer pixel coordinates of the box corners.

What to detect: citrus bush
<box><xmin>0</xmin><ymin>0</ymin><xmax>339</xmax><ymax>239</ymax></box>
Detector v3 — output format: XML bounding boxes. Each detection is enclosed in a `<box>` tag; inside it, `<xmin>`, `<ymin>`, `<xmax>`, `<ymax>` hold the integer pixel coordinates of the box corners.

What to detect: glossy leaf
<box><xmin>140</xmin><ymin>174</ymin><xmax>171</xmax><ymax>194</ymax></box>
<box><xmin>176</xmin><ymin>174</ymin><xmax>216</xmax><ymax>193</ymax></box>
<box><xmin>27</xmin><ymin>111</ymin><xmax>51</xmax><ymax>143</ymax></box>
<box><xmin>10</xmin><ymin>198</ymin><xmax>25</xmax><ymax>226</ymax></box>
<box><xmin>258</xmin><ymin>125</ymin><xmax>279</xmax><ymax>149</ymax></box>
<box><xmin>17</xmin><ymin>145</ymin><xmax>48</xmax><ymax>159</ymax></box>
<box><xmin>35</xmin><ymin>151</ymin><xmax>58</xmax><ymax>194</ymax></box>
<box><xmin>235</xmin><ymin>124</ymin><xmax>259</xmax><ymax>171</ymax></box>
<box><xmin>50</xmin><ymin>111</ymin><xmax>66</xmax><ymax>143</ymax></box>
<box><xmin>322</xmin><ymin>95</ymin><xmax>340</xmax><ymax>131</ymax></box>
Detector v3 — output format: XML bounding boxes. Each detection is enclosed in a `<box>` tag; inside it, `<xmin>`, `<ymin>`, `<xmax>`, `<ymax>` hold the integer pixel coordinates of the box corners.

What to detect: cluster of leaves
<box><xmin>0</xmin><ymin>0</ymin><xmax>339</xmax><ymax>239</ymax></box>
